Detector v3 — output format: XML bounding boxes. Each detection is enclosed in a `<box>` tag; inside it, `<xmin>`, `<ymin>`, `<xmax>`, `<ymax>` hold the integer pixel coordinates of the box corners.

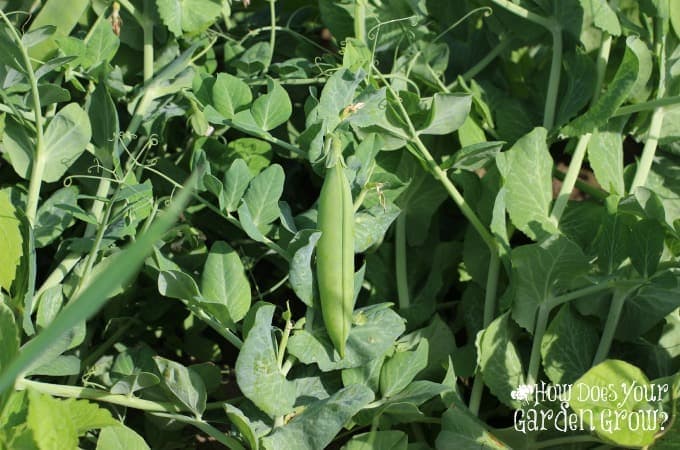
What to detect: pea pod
<box><xmin>316</xmin><ymin>140</ymin><xmax>354</xmax><ymax>358</ymax></box>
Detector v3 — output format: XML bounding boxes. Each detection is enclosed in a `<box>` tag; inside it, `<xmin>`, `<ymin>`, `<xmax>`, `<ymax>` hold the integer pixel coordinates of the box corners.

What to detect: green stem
<box><xmin>592</xmin><ymin>288</ymin><xmax>628</xmax><ymax>365</ymax></box>
<box><xmin>526</xmin><ymin>304</ymin><xmax>550</xmax><ymax>386</ymax></box>
<box><xmin>488</xmin><ymin>0</ymin><xmax>554</xmax><ymax>29</ymax></box>
<box><xmin>545</xmin><ymin>280</ymin><xmax>615</xmax><ymax>310</ymax></box>
<box><xmin>376</xmin><ymin>69</ymin><xmax>496</xmax><ymax>253</ymax></box>
<box><xmin>630</xmin><ymin>106</ymin><xmax>665</xmax><ymax>191</ymax></box>
<box><xmin>531</xmin><ymin>435</ymin><xmax>604</xmax><ymax>449</ymax></box>
<box><xmin>142</xmin><ymin>0</ymin><xmax>154</xmax><ymax>82</ymax></box>
<box><xmin>354</xmin><ymin>0</ymin><xmax>367</xmax><ymax>44</ymax></box>
<box><xmin>16</xmin><ymin>379</ymin><xmax>181</xmax><ymax>412</ymax></box>
<box><xmin>34</xmin><ymin>254</ymin><xmax>82</xmax><ymax>300</ymax></box>
<box><xmin>550</xmin><ymin>133</ymin><xmax>591</xmax><ymax>222</ymax></box>
<box><xmin>222</xmin><ymin>118</ymin><xmax>305</xmax><ymax>157</ymax></box>
<box><xmin>151</xmin><ymin>412</ymin><xmax>246</xmax><ymax>450</ymax></box>
<box><xmin>552</xmin><ymin>168</ymin><xmax>607</xmax><ymax>201</ymax></box>
<box><xmin>612</xmin><ymin>95</ymin><xmax>680</xmax><ymax>117</ymax></box>
<box><xmin>468</xmin><ymin>376</ymin><xmax>484</xmax><ymax>416</ymax></box>
<box><xmin>80</xmin><ymin>317</ymin><xmax>138</xmax><ymax>369</ymax></box>
<box><xmin>395</xmin><ymin>214</ymin><xmax>410</xmax><ymax>309</ymax></box>
<box><xmin>0</xmin><ymin>10</ymin><xmax>45</xmax><ymax>224</ymax></box>
<box><xmin>277</xmin><ymin>309</ymin><xmax>293</xmax><ymax>370</ymax></box>
<box><xmin>543</xmin><ymin>26</ymin><xmax>562</xmax><ymax>130</ymax></box>
<box><xmin>630</xmin><ymin>20</ymin><xmax>667</xmax><ymax>192</ymax></box>
<box><xmin>263</xmin><ymin>0</ymin><xmax>276</xmax><ymax>74</ymax></box>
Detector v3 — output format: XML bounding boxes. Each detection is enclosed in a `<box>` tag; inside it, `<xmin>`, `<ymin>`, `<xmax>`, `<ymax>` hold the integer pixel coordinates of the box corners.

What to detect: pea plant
<box><xmin>0</xmin><ymin>0</ymin><xmax>679</xmax><ymax>449</ymax></box>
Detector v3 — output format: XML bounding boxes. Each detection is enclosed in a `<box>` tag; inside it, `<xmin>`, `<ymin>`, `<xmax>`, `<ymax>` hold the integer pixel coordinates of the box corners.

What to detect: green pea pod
<box><xmin>316</xmin><ymin>148</ymin><xmax>354</xmax><ymax>358</ymax></box>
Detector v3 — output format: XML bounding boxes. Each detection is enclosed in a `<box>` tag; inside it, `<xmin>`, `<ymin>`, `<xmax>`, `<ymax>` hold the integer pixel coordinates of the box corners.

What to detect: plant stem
<box><xmin>263</xmin><ymin>0</ymin><xmax>276</xmax><ymax>74</ymax></box>
<box><xmin>488</xmin><ymin>0</ymin><xmax>554</xmax><ymax>29</ymax></box>
<box><xmin>142</xmin><ymin>0</ymin><xmax>154</xmax><ymax>82</ymax></box>
<box><xmin>0</xmin><ymin>10</ymin><xmax>45</xmax><ymax>224</ymax></box>
<box><xmin>376</xmin><ymin>69</ymin><xmax>496</xmax><ymax>252</ymax></box>
<box><xmin>630</xmin><ymin>20</ymin><xmax>667</xmax><ymax>192</ymax></box>
<box><xmin>468</xmin><ymin>377</ymin><xmax>484</xmax><ymax>416</ymax></box>
<box><xmin>222</xmin><ymin>118</ymin><xmax>305</xmax><ymax>157</ymax></box>
<box><xmin>526</xmin><ymin>304</ymin><xmax>550</xmax><ymax>386</ymax></box>
<box><xmin>543</xmin><ymin>26</ymin><xmax>562</xmax><ymax>130</ymax></box>
<box><xmin>34</xmin><ymin>254</ymin><xmax>82</xmax><ymax>300</ymax></box>
<box><xmin>592</xmin><ymin>288</ymin><xmax>628</xmax><ymax>365</ymax></box>
<box><xmin>545</xmin><ymin>280</ymin><xmax>615</xmax><ymax>310</ymax></box>
<box><xmin>613</xmin><ymin>95</ymin><xmax>680</xmax><ymax>117</ymax></box>
<box><xmin>395</xmin><ymin>214</ymin><xmax>410</xmax><ymax>309</ymax></box>
<box><xmin>552</xmin><ymin>168</ymin><xmax>607</xmax><ymax>201</ymax></box>
<box><xmin>354</xmin><ymin>0</ymin><xmax>367</xmax><ymax>44</ymax></box>
<box><xmin>277</xmin><ymin>309</ymin><xmax>293</xmax><ymax>370</ymax></box>
<box><xmin>550</xmin><ymin>133</ymin><xmax>591</xmax><ymax>222</ymax></box>
<box><xmin>16</xmin><ymin>378</ymin><xmax>181</xmax><ymax>412</ymax></box>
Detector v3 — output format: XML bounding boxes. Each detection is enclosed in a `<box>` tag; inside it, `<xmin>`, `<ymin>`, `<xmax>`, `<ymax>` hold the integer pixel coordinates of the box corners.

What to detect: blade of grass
<box><xmin>0</xmin><ymin>170</ymin><xmax>201</xmax><ymax>394</ymax></box>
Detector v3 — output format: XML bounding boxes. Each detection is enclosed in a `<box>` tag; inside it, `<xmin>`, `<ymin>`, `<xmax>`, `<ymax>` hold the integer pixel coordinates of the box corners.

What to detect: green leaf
<box><xmin>443</xmin><ymin>141</ymin><xmax>504</xmax><ymax>172</ymax></box>
<box><xmin>82</xmin><ymin>19</ymin><xmax>119</xmax><ymax>68</ymax></box>
<box><xmin>251</xmin><ymin>79</ymin><xmax>292</xmax><ymax>131</ymax></box>
<box><xmin>42</xmin><ymin>103</ymin><xmax>92</xmax><ymax>183</ymax></box>
<box><xmin>212</xmin><ymin>73</ymin><xmax>252</xmax><ymax>119</ymax></box>
<box><xmin>110</xmin><ymin>372</ymin><xmax>160</xmax><ymax>395</ymax></box>
<box><xmin>0</xmin><ymin>189</ymin><xmax>23</xmax><ymax>291</ymax></box>
<box><xmin>1</xmin><ymin>117</ymin><xmax>34</xmax><ymax>179</ymax></box>
<box><xmin>226</xmin><ymin>138</ymin><xmax>272</xmax><ymax>176</ymax></box>
<box><xmin>27</xmin><ymin>390</ymin><xmax>77</xmax><ymax>450</ymax></box>
<box><xmin>288</xmin><ymin>230</ymin><xmax>322</xmax><ymax>307</ymax></box>
<box><xmin>235</xmin><ymin>303</ymin><xmax>296</xmax><ymax>418</ymax></box>
<box><xmin>156</xmin><ymin>0</ymin><xmax>222</xmax><ymax>36</ymax></box>
<box><xmin>224</xmin><ymin>404</ymin><xmax>259</xmax><ymax>450</ymax></box>
<box><xmin>237</xmin><ymin>202</ymin><xmax>268</xmax><ymax>243</ymax></box>
<box><xmin>379</xmin><ymin>340</ymin><xmax>429</xmax><ymax>397</ymax></box>
<box><xmin>201</xmin><ymin>241</ymin><xmax>251</xmax><ymax>324</ymax></box>
<box><xmin>498</xmin><ymin>127</ymin><xmax>556</xmax><ymax>241</ymax></box>
<box><xmin>0</xmin><ymin>302</ymin><xmax>19</xmax><ymax>410</ymax></box>
<box><xmin>344</xmin><ymin>431</ymin><xmax>408</xmax><ymax>450</ymax></box>
<box><xmin>354</xmin><ymin>203</ymin><xmax>401</xmax><ymax>252</ymax></box>
<box><xmin>555</xmin><ymin>52</ymin><xmax>597</xmax><ymax>127</ymax></box>
<box><xmin>511</xmin><ymin>235</ymin><xmax>589</xmax><ymax>331</ymax></box>
<box><xmin>243</xmin><ymin>164</ymin><xmax>285</xmax><ymax>231</ymax></box>
<box><xmin>63</xmin><ymin>398</ymin><xmax>118</xmax><ymax>434</ymax></box>
<box><xmin>562</xmin><ymin>37</ymin><xmax>642</xmax><ymax>137</ymax></box>
<box><xmin>588</xmin><ymin>118</ymin><xmax>626</xmax><ymax>196</ymax></box>
<box><xmin>260</xmin><ymin>384</ymin><xmax>374</xmax><ymax>450</ymax></box>
<box><xmin>418</xmin><ymin>94</ymin><xmax>471</xmax><ymax>135</ymax></box>
<box><xmin>288</xmin><ymin>304</ymin><xmax>405</xmax><ymax>371</ymax></box>
<box><xmin>435</xmin><ymin>397</ymin><xmax>510</xmax><ymax>450</ymax></box>
<box><xmin>541</xmin><ymin>305</ymin><xmax>599</xmax><ymax>384</ymax></box>
<box><xmin>158</xmin><ymin>270</ymin><xmax>200</xmax><ymax>301</ymax></box>
<box><xmin>223</xmin><ymin>159</ymin><xmax>252</xmax><ymax>213</ymax></box>
<box><xmin>569</xmin><ymin>360</ymin><xmax>661</xmax><ymax>447</ymax></box>
<box><xmin>97</xmin><ymin>426</ymin><xmax>150</xmax><ymax>450</ymax></box>
<box><xmin>34</xmin><ymin>186</ymin><xmax>78</xmax><ymax>248</ymax></box>
<box><xmin>582</xmin><ymin>0</ymin><xmax>621</xmax><ymax>35</ymax></box>
<box><xmin>88</xmin><ymin>82</ymin><xmax>119</xmax><ymax>169</ymax></box>
<box><xmin>594</xmin><ymin>210</ymin><xmax>634</xmax><ymax>274</ymax></box>
<box><xmin>154</xmin><ymin>356</ymin><xmax>207</xmax><ymax>416</ymax></box>
<box><xmin>21</xmin><ymin>26</ymin><xmax>56</xmax><ymax>49</ymax></box>
<box><xmin>628</xmin><ymin>219</ymin><xmax>665</xmax><ymax>277</ymax></box>
<box><xmin>616</xmin><ymin>271</ymin><xmax>680</xmax><ymax>341</ymax></box>
<box><xmin>477</xmin><ymin>312</ymin><xmax>526</xmax><ymax>409</ymax></box>
<box><xmin>342</xmin><ymin>38</ymin><xmax>372</xmax><ymax>72</ymax></box>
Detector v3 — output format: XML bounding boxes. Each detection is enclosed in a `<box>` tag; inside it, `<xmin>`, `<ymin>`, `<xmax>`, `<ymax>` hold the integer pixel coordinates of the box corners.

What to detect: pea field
<box><xmin>0</xmin><ymin>0</ymin><xmax>679</xmax><ymax>449</ymax></box>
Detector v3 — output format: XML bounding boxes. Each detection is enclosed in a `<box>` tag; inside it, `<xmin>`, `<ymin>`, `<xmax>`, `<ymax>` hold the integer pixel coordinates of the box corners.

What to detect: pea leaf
<box><xmin>288</xmin><ymin>304</ymin><xmax>405</xmax><ymax>371</ymax></box>
<box><xmin>97</xmin><ymin>426</ymin><xmax>150</xmax><ymax>450</ymax></box>
<box><xmin>379</xmin><ymin>340</ymin><xmax>429</xmax><ymax>397</ymax></box>
<box><xmin>243</xmin><ymin>164</ymin><xmax>285</xmax><ymax>231</ymax></box>
<box><xmin>417</xmin><ymin>93</ymin><xmax>471</xmax><ymax>136</ymax></box>
<box><xmin>223</xmin><ymin>159</ymin><xmax>253</xmax><ymax>213</ymax></box>
<box><xmin>588</xmin><ymin>118</ymin><xmax>626</xmax><ymax>196</ymax></box>
<box><xmin>511</xmin><ymin>235</ymin><xmax>589</xmax><ymax>331</ymax></box>
<box><xmin>435</xmin><ymin>397</ymin><xmax>510</xmax><ymax>449</ymax></box>
<box><xmin>260</xmin><ymin>384</ymin><xmax>374</xmax><ymax>450</ymax></box>
<box><xmin>212</xmin><ymin>73</ymin><xmax>252</xmax><ymax>119</ymax></box>
<box><xmin>201</xmin><ymin>241</ymin><xmax>251</xmax><ymax>324</ymax></box>
<box><xmin>562</xmin><ymin>36</ymin><xmax>643</xmax><ymax>137</ymax></box>
<box><xmin>156</xmin><ymin>0</ymin><xmax>222</xmax><ymax>36</ymax></box>
<box><xmin>251</xmin><ymin>78</ymin><xmax>292</xmax><ymax>131</ymax></box>
<box><xmin>628</xmin><ymin>219</ymin><xmax>665</xmax><ymax>278</ymax></box>
<box><xmin>497</xmin><ymin>127</ymin><xmax>556</xmax><ymax>241</ymax></box>
<box><xmin>477</xmin><ymin>312</ymin><xmax>526</xmax><ymax>408</ymax></box>
<box><xmin>154</xmin><ymin>356</ymin><xmax>207</xmax><ymax>417</ymax></box>
<box><xmin>235</xmin><ymin>303</ymin><xmax>296</xmax><ymax>418</ymax></box>
<box><xmin>541</xmin><ymin>305</ymin><xmax>600</xmax><ymax>384</ymax></box>
<box><xmin>0</xmin><ymin>189</ymin><xmax>23</xmax><ymax>292</ymax></box>
<box><xmin>569</xmin><ymin>360</ymin><xmax>661</xmax><ymax>447</ymax></box>
<box><xmin>43</xmin><ymin>103</ymin><xmax>92</xmax><ymax>183</ymax></box>
<box><xmin>288</xmin><ymin>230</ymin><xmax>322</xmax><ymax>307</ymax></box>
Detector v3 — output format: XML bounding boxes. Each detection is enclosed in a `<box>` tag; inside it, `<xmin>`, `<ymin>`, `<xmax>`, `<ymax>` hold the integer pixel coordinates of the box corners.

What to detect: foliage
<box><xmin>0</xmin><ymin>0</ymin><xmax>679</xmax><ymax>448</ymax></box>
